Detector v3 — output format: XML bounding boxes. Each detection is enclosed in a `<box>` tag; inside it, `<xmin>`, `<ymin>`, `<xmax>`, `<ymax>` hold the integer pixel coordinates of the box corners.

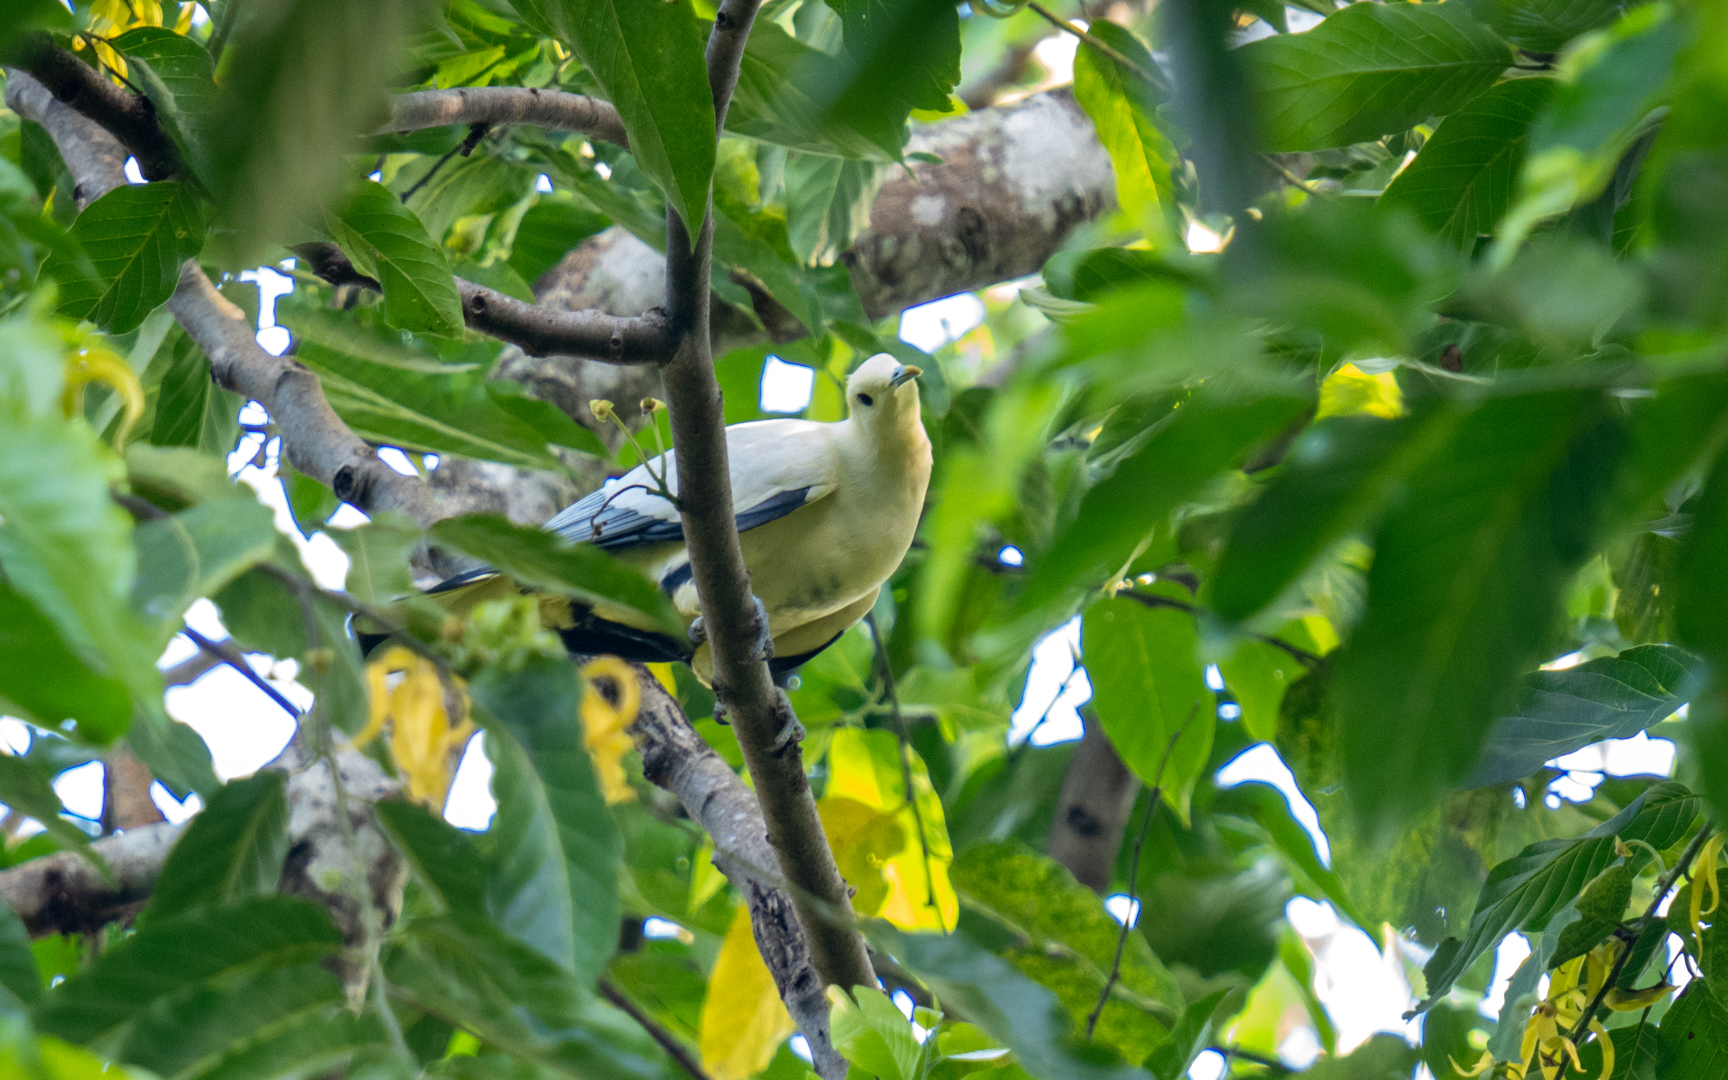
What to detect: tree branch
<box><xmin>585</xmin><ymin>664</ymin><xmax>849</xmax><ymax>1080</ymax></box>
<box><xmin>0</xmin><ymin>822</ymin><xmax>179</xmax><ymax>935</ymax></box>
<box><xmin>1046</xmin><ymin>713</ymin><xmax>1141</xmax><ymax>894</ymax></box>
<box><xmin>652</xmin><ymin>0</ymin><xmax>875</xmax><ymax>1001</ymax></box>
<box><xmin>292</xmin><ymin>241</ymin><xmax>674</xmax><ymax>364</ymax></box>
<box><xmin>6</xmin><ymin>34</ymin><xmax>187</xmax><ymax>182</ymax></box>
<box><xmin>383</xmin><ymin>87</ymin><xmax>628</xmax><ymax>148</ymax></box>
<box><xmin>8</xmin><ymin>71</ymin><xmax>458</xmax><ymax>528</ymax></box>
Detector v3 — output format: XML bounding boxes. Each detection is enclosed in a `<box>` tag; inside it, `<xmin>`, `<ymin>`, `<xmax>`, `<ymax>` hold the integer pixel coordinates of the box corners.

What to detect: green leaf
<box><xmin>1072</xmin><ymin>20</ymin><xmax>1177</xmax><ymax>243</ymax></box>
<box><xmin>130</xmin><ymin>495</ymin><xmax>279</xmax><ymax>646</ymax></box>
<box><xmin>117</xmin><ymin>962</ymin><xmax>376</xmax><ymax>1080</ymax></box>
<box><xmin>826</xmin><ymin>0</ymin><xmax>963</xmax><ymax>131</ymax></box>
<box><xmin>112</xmin><ymin>27</ymin><xmax>218</xmax><ymax>183</ymax></box>
<box><xmin>510</xmin><ymin>0</ymin><xmax>715</xmax><ymax>240</ymax></box>
<box><xmin>213</xmin><ymin>561</ymin><xmax>368</xmax><ymax>735</ymax></box>
<box><xmin>40</xmin><ymin>182</ymin><xmax>204</xmax><ymax>333</ymax></box>
<box><xmin>403</xmin><ymin>155</ymin><xmax>535</xmax><ymax>246</ymax></box>
<box><xmin>727</xmin><ymin>20</ymin><xmax>907</xmax><ymax>159</ymax></box>
<box><xmin>147</xmin><ymin>771</ymin><xmax>290</xmax><ymax>921</ymax></box>
<box><xmin>279</xmin><ymin>307</ymin><xmax>575</xmax><ymax>472</ymax></box>
<box><xmin>1017</xmin><ymin>390</ymin><xmax>1309</xmax><ymax>614</ymax></box>
<box><xmin>1211</xmin><ymin>414</ymin><xmax>1448</xmax><ymax>624</ymax></box>
<box><xmin>1495</xmin><ymin>5</ymin><xmax>1682</xmax><ymax>257</ymax></box>
<box><xmin>431</xmin><ymin>514</ymin><xmax>683</xmax><ymax>640</ymax></box>
<box><xmin>0</xmin><ymin>899</ymin><xmax>36</xmax><ymax>1012</ymax></box>
<box><xmin>952</xmin><ymin>840</ymin><xmax>1181</xmax><ymax>1061</ymax></box>
<box><xmin>1213</xmin><ymin>781</ymin><xmax>1367</xmax><ymax>931</ymax></box>
<box><xmin>483</xmin><ymin>381</ymin><xmax>609</xmax><ymax>460</ymax></box>
<box><xmin>506</xmin><ymin>197</ymin><xmax>607</xmax><ymax>285</ymax></box>
<box><xmin>1415</xmin><ymin>781</ymin><xmax>1699</xmax><ymax>1012</ymax></box>
<box><xmin>143</xmin><ymin>326</ymin><xmax>242</xmax><ymax>453</ymax></box>
<box><xmin>1240</xmin><ymin>2</ymin><xmax>1511</xmax><ymax>151</ymax></box>
<box><xmin>374</xmin><ymin>799</ymin><xmax>488</xmax><ymax>917</ymax></box>
<box><xmin>1380</xmin><ymin>78</ymin><xmax>1556</xmax><ymax>247</ymax></box>
<box><xmin>328</xmin><ymin>180</ymin><xmax>465</xmax><ymax>338</ymax></box>
<box><xmin>1466</xmin><ymin>645</ymin><xmax>1700</xmax><ymax>787</ymax></box>
<box><xmin>1145</xmin><ymin>990</ymin><xmax>1231</xmax><ymax>1080</ymax></box>
<box><xmin>329</xmin><ymin>512</ymin><xmax>421</xmax><ymax>607</ymax></box>
<box><xmin>0</xmin><ymin>754</ymin><xmax>103</xmax><ymax>869</ymax></box>
<box><xmin>1082</xmin><ymin>594</ymin><xmax>1213</xmax><ymax>812</ymax></box>
<box><xmin>1677</xmin><ymin>441</ymin><xmax>1728</xmax><ymax>821</ymax></box>
<box><xmin>830</xmin><ymin>985</ymin><xmax>925</xmax><ymax>1080</ymax></box>
<box><xmin>205</xmin><ymin>0</ymin><xmax>427</xmax><ymax>264</ymax></box>
<box><xmin>470</xmin><ymin>658</ymin><xmax>621</xmax><ymax>989</ymax></box>
<box><xmin>864</xmin><ymin>921</ymin><xmax>1153</xmax><ymax>1080</ymax></box>
<box><xmin>0</xmin><ymin>578</ymin><xmax>130</xmax><ymax>737</ymax></box>
<box><xmin>1467</xmin><ymin>0</ymin><xmax>1624</xmax><ymax>53</ymax></box>
<box><xmin>1658</xmin><ymin>981</ymin><xmax>1728</xmax><ymax>1077</ymax></box>
<box><xmin>0</xmin><ymin>412</ymin><xmax>160</xmax><ymax>744</ymax></box>
<box><xmin>33</xmin><ymin>895</ymin><xmax>343</xmax><ymax>1044</ymax></box>
<box><xmin>1300</xmin><ymin>1034</ymin><xmax>1422</xmax><ymax>1080</ymax></box>
<box><xmin>782</xmin><ymin>152</ymin><xmax>889</xmax><ymax>268</ymax></box>
<box><xmin>385</xmin><ymin>914</ymin><xmax>664</xmax><ymax>1079</ymax></box>
<box><xmin>1336</xmin><ymin>391</ymin><xmax>1623</xmax><ymax>835</ymax></box>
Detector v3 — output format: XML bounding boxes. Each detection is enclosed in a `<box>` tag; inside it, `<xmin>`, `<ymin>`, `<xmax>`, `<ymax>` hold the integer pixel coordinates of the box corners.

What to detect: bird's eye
<box><xmin>856</xmin><ymin>393</ymin><xmax>874</xmax><ymax>407</ymax></box>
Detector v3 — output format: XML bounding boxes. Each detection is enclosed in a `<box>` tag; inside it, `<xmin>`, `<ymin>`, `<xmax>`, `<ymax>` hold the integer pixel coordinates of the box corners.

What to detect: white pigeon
<box><xmin>434</xmin><ymin>354</ymin><xmax>931</xmax><ymax>685</ymax></box>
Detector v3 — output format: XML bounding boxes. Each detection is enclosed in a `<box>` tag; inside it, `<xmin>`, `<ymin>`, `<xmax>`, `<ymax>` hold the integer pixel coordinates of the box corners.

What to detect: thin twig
<box><xmin>1086</xmin><ymin>703</ymin><xmax>1199</xmax><ymax>1038</ymax></box>
<box><xmin>600</xmin><ymin>977</ymin><xmax>717</xmax><ymax>1080</ymax></box>
<box><xmin>181</xmin><ymin>627</ymin><xmax>303</xmax><ymax>719</ymax></box>
<box><xmin>1119</xmin><ymin>589</ymin><xmax>1323</xmax><ymax>668</ymax></box>
<box><xmin>1024</xmin><ymin>1</ymin><xmax>1170</xmax><ymax>93</ymax></box>
<box><xmin>865</xmin><ymin>612</ymin><xmax>945</xmax><ymax>932</ymax></box>
<box><xmin>1559</xmin><ymin>821</ymin><xmax>1715</xmax><ymax>1067</ymax></box>
<box><xmin>1217</xmin><ymin>1045</ymin><xmax>1293</xmax><ymax>1073</ymax></box>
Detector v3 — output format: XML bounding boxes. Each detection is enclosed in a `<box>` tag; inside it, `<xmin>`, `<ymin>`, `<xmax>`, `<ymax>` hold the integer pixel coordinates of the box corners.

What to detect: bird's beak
<box><xmin>890</xmin><ymin>364</ymin><xmax>923</xmax><ymax>387</ymax></box>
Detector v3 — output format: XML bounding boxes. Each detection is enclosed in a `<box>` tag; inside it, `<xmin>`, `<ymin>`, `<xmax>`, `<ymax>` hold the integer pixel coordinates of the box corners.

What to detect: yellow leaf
<box><xmin>819</xmin><ymin>796</ymin><xmax>905</xmax><ymax>916</ymax></box>
<box><xmin>1316</xmin><ymin>363</ymin><xmax>1403</xmax><ymax>420</ymax></box>
<box><xmin>700</xmin><ymin>905</ymin><xmax>795</xmax><ymax>1080</ymax></box>
<box><xmin>825</xmin><ymin>728</ymin><xmax>957</xmax><ymax>931</ymax></box>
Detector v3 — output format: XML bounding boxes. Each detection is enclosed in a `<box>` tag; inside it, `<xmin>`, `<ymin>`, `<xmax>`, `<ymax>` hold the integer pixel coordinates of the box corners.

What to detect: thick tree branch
<box><xmin>6</xmin><ymin>35</ymin><xmax>186</xmax><ymax>181</ymax></box>
<box><xmin>167</xmin><ymin>263</ymin><xmax>459</xmax><ymax>525</ymax></box>
<box><xmin>0</xmin><ymin>821</ymin><xmax>181</xmax><ymax>936</ymax></box>
<box><xmin>619</xmin><ymin>665</ymin><xmax>846</xmax><ymax>1080</ymax></box>
<box><xmin>383</xmin><ymin>87</ymin><xmax>628</xmax><ymax>148</ymax></box>
<box><xmin>9</xmin><ymin>71</ymin><xmax>457</xmax><ymax>528</ymax></box>
<box><xmin>1047</xmin><ymin>714</ymin><xmax>1140</xmax><ymax>894</ymax></box>
<box><xmin>654</xmin><ymin>0</ymin><xmax>876</xmax><ymax>1001</ymax></box>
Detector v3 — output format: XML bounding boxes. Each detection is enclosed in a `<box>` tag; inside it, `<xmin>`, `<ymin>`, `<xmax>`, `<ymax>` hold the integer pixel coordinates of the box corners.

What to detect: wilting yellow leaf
<box><xmin>580</xmin><ymin>657</ymin><xmax>639</xmax><ymax>804</ymax></box>
<box><xmin>699</xmin><ymin>905</ymin><xmax>795</xmax><ymax>1080</ymax></box>
<box><xmin>824</xmin><ymin>728</ymin><xmax>958</xmax><ymax>932</ymax></box>
<box><xmin>1316</xmin><ymin>363</ymin><xmax>1403</xmax><ymax>420</ymax></box>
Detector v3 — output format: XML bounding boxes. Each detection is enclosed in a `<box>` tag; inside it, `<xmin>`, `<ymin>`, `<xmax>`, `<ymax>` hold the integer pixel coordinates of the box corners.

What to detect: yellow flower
<box><xmin>579</xmin><ymin>657</ymin><xmax>639</xmax><ymax>804</ymax></box>
<box><xmin>1691</xmin><ymin>833</ymin><xmax>1723</xmax><ymax>942</ymax></box>
<box><xmin>357</xmin><ymin>648</ymin><xmax>474</xmax><ymax>809</ymax></box>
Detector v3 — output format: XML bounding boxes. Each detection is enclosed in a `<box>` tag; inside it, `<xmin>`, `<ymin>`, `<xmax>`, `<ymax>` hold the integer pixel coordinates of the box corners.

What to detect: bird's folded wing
<box><xmin>544</xmin><ymin>418</ymin><xmax>837</xmax><ymax>553</ymax></box>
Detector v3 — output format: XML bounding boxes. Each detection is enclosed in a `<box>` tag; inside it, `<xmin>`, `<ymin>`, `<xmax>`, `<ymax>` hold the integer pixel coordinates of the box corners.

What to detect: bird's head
<box><xmin>845</xmin><ymin>353</ymin><xmax>922</xmax><ymax>429</ymax></box>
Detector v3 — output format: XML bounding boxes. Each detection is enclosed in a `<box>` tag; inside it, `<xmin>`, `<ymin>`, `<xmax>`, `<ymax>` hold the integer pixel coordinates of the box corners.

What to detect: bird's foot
<box><xmin>688</xmin><ymin>616</ymin><xmax>706</xmax><ymax>646</ymax></box>
<box><xmin>745</xmin><ymin>594</ymin><xmax>774</xmax><ymax>665</ymax></box>
<box><xmin>711</xmin><ymin>696</ymin><xmax>729</xmax><ymax>726</ymax></box>
<box><xmin>768</xmin><ymin>689</ymin><xmax>805</xmax><ymax>756</ymax></box>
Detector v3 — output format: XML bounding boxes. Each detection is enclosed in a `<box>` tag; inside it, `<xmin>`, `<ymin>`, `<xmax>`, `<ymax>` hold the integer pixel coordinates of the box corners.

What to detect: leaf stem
<box><xmin>600</xmin><ymin>976</ymin><xmax>717</xmax><ymax>1080</ymax></box>
<box><xmin>866</xmin><ymin>612</ymin><xmax>945</xmax><ymax>932</ymax></box>
<box><xmin>1086</xmin><ymin>703</ymin><xmax>1198</xmax><ymax>1038</ymax></box>
<box><xmin>1120</xmin><ymin>588</ymin><xmax>1323</xmax><ymax>668</ymax></box>
<box><xmin>1024</xmin><ymin>1</ymin><xmax>1171</xmax><ymax>94</ymax></box>
<box><xmin>1559</xmin><ymin>821</ymin><xmax>1715</xmax><ymax>1072</ymax></box>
